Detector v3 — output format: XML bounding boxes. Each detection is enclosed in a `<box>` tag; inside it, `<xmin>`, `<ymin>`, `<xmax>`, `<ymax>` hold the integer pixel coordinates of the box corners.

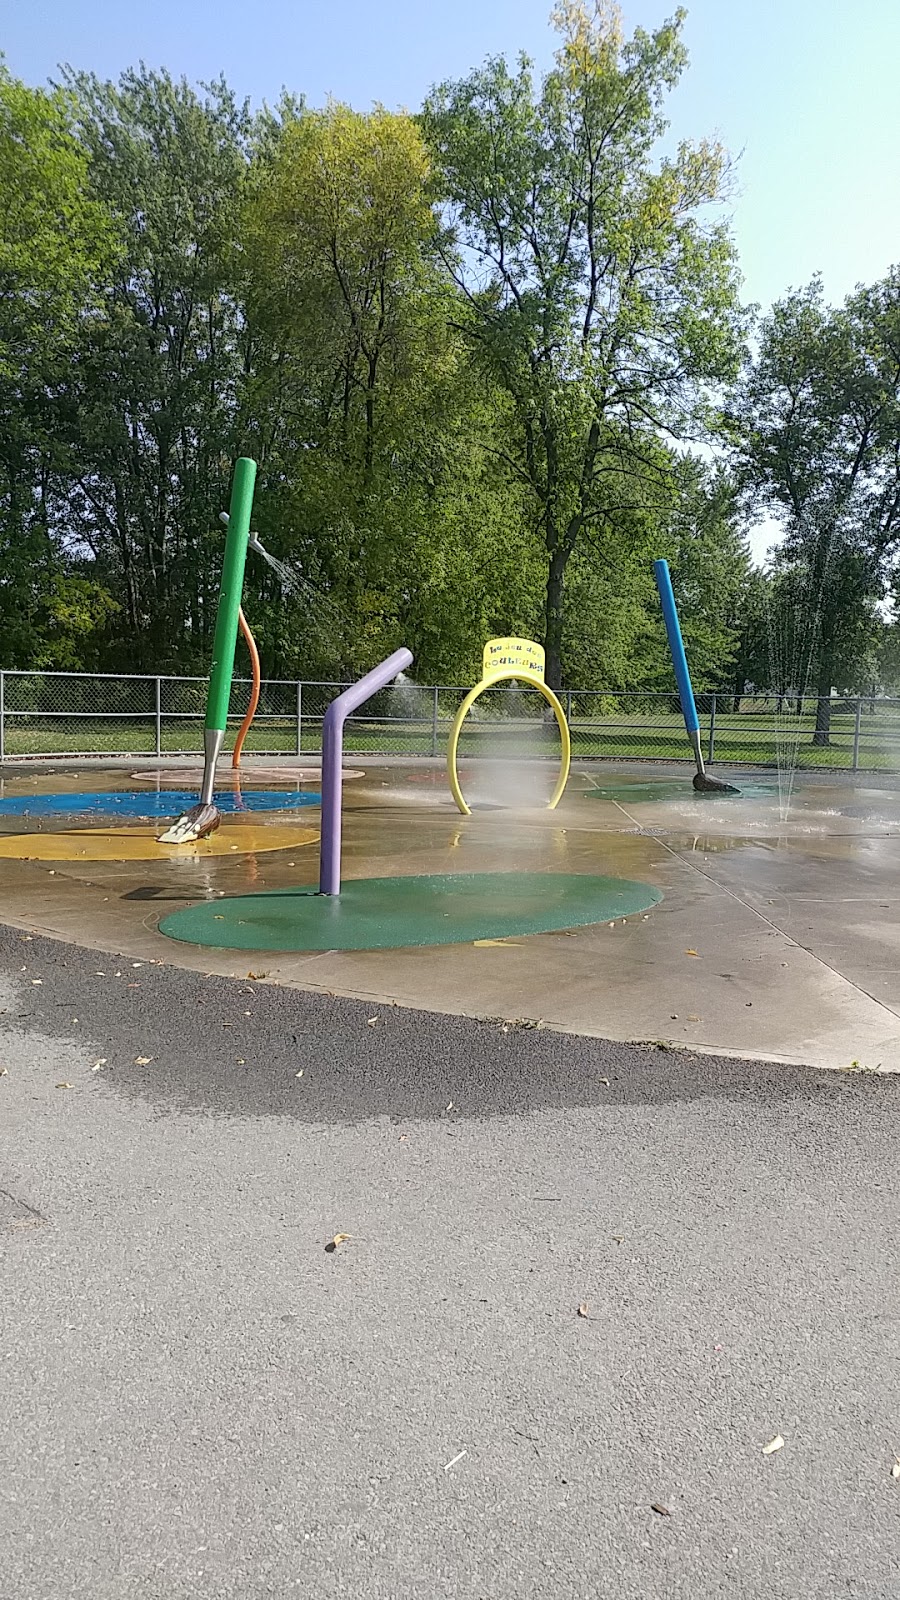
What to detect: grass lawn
<box><xmin>3</xmin><ymin>705</ymin><xmax>899</xmax><ymax>771</ymax></box>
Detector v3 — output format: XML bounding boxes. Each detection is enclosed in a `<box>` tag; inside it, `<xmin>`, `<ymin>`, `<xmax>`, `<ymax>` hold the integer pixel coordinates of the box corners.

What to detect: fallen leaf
<box><xmin>294</xmin><ymin>1070</ymin><xmax>304</xmax><ymax>1079</ymax></box>
<box><xmin>91</xmin><ymin>1059</ymin><xmax>107</xmax><ymax>1072</ymax></box>
<box><xmin>325</xmin><ymin>1232</ymin><xmax>351</xmax><ymax>1253</ymax></box>
<box><xmin>651</xmin><ymin>1503</ymin><xmax>671</xmax><ymax>1517</ymax></box>
<box><xmin>31</xmin><ymin>978</ymin><xmax>42</xmax><ymax>986</ymax></box>
<box><xmin>685</xmin><ymin>949</ymin><xmax>699</xmax><ymax>958</ymax></box>
<box><xmin>56</xmin><ymin>1081</ymin><xmax>74</xmax><ymax>1089</ymax></box>
<box><xmin>599</xmin><ymin>1076</ymin><xmax>610</xmax><ymax>1087</ymax></box>
<box><xmin>891</xmin><ymin>1458</ymin><xmax>900</xmax><ymax>1480</ymax></box>
<box><xmin>367</xmin><ymin>1016</ymin><xmax>379</xmax><ymax>1027</ymax></box>
<box><xmin>762</xmin><ymin>1435</ymin><xmax>784</xmax><ymax>1455</ymax></box>
<box><xmin>133</xmin><ymin>1055</ymin><xmax>153</xmax><ymax>1066</ymax></box>
<box><xmin>0</xmin><ymin>1067</ymin><xmax>8</xmax><ymax>1077</ymax></box>
<box><xmin>577</xmin><ymin>1302</ymin><xmax>590</xmax><ymax>1318</ymax></box>
<box><xmin>473</xmin><ymin>938</ymin><xmax>524</xmax><ymax>947</ymax></box>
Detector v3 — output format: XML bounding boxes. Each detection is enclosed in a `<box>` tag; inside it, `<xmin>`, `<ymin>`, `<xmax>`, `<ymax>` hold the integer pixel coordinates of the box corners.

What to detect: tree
<box><xmin>650</xmin><ymin>458</ymin><xmax>750</xmax><ymax>690</ymax></box>
<box><xmin>50</xmin><ymin>66</ymin><xmax>251</xmax><ymax>669</ymax></box>
<box><xmin>242</xmin><ymin>101</ymin><xmax>541</xmax><ymax>681</ymax></box>
<box><xmin>0</xmin><ymin>61</ymin><xmax>117</xmax><ymax>665</ymax></box>
<box><xmin>876</xmin><ymin>568</ymin><xmax>900</xmax><ymax>694</ymax></box>
<box><xmin>731</xmin><ymin>274</ymin><xmax>900</xmax><ymax>742</ymax></box>
<box><xmin>242</xmin><ymin>102</ymin><xmax>441</xmax><ymax>672</ymax></box>
<box><xmin>0</xmin><ymin>61</ymin><xmax>115</xmax><ymax>375</ymax></box>
<box><xmin>423</xmin><ymin>0</ymin><xmax>744</xmax><ymax>688</ymax></box>
<box><xmin>728</xmin><ymin>566</ymin><xmax>773</xmax><ymax>706</ymax></box>
<box><xmin>560</xmin><ymin>455</ymin><xmax>751</xmax><ymax>692</ymax></box>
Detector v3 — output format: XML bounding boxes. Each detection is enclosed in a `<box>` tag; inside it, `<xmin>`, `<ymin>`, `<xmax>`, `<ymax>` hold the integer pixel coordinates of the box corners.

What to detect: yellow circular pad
<box><xmin>0</xmin><ymin>823</ymin><xmax>320</xmax><ymax>862</ymax></box>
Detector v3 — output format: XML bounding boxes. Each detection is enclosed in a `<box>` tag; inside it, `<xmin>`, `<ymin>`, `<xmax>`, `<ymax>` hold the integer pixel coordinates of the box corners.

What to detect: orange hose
<box><xmin>232</xmin><ymin>607</ymin><xmax>261</xmax><ymax>769</ymax></box>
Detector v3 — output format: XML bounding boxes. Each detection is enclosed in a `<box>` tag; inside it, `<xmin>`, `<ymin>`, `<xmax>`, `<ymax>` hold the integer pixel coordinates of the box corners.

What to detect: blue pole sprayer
<box><xmin>653</xmin><ymin>558</ymin><xmax>738</xmax><ymax>794</ymax></box>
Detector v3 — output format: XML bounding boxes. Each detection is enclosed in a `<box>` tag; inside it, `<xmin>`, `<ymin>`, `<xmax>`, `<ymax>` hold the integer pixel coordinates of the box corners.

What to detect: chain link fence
<box><xmin>1</xmin><ymin>670</ymin><xmax>899</xmax><ymax>772</ymax></box>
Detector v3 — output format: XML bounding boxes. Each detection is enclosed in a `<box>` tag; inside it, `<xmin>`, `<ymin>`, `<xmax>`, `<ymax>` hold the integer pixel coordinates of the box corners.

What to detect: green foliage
<box><xmin>0</xmin><ymin>60</ymin><xmax>116</xmax><ymax>376</ymax></box>
<box><xmin>424</xmin><ymin>0</ymin><xmax>745</xmax><ymax>685</ymax></box>
<box><xmin>0</xmin><ymin>61</ymin><xmax>120</xmax><ymax>670</ymax></box>
<box><xmin>876</xmin><ymin>606</ymin><xmax>900</xmax><ymax>694</ymax></box>
<box><xmin>48</xmin><ymin>65</ymin><xmax>252</xmax><ymax>668</ymax></box>
<box><xmin>241</xmin><ymin>101</ymin><xmax>544</xmax><ymax>682</ymax></box>
<box><xmin>731</xmin><ymin>272</ymin><xmax>900</xmax><ymax>736</ymax></box>
<box><xmin>0</xmin><ymin>22</ymin><xmax>895</xmax><ymax>711</ymax></box>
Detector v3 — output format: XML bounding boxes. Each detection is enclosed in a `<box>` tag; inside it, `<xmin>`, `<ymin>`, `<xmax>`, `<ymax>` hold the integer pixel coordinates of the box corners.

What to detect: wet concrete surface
<box><xmin>2</xmin><ymin>927</ymin><xmax>900</xmax><ymax>1599</ymax></box>
<box><xmin>0</xmin><ymin>758</ymin><xmax>898</xmax><ymax>1070</ymax></box>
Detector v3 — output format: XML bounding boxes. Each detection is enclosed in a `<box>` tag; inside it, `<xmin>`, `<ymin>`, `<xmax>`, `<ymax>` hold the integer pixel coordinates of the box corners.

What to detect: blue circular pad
<box><xmin>0</xmin><ymin>790</ymin><xmax>320</xmax><ymax>819</ymax></box>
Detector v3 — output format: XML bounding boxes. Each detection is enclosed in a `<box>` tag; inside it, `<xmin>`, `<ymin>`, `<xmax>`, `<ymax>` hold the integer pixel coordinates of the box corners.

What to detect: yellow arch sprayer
<box><xmin>447</xmin><ymin>637</ymin><xmax>571</xmax><ymax>815</ymax></box>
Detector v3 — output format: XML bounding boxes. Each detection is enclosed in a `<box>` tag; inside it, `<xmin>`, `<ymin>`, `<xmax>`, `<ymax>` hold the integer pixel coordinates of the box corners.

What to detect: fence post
<box><xmin>852</xmin><ymin>696</ymin><xmax>862</xmax><ymax>771</ymax></box>
<box><xmin>0</xmin><ymin>670</ymin><xmax>5</xmax><ymax>763</ymax></box>
<box><xmin>296</xmin><ymin>681</ymin><xmax>303</xmax><ymax>757</ymax></box>
<box><xmin>154</xmin><ymin>676</ymin><xmax>161</xmax><ymax>758</ymax></box>
<box><xmin>708</xmin><ymin>693</ymin><xmax>716</xmax><ymax>764</ymax></box>
<box><xmin>431</xmin><ymin>686</ymin><xmax>439</xmax><ymax>758</ymax></box>
<box><xmin>566</xmin><ymin>689</ymin><xmax>573</xmax><ymax>721</ymax></box>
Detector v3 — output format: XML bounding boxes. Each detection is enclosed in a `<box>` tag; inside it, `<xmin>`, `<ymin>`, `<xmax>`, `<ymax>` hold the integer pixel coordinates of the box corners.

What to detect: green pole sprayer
<box><xmin>158</xmin><ymin>457</ymin><xmax>259</xmax><ymax>843</ymax></box>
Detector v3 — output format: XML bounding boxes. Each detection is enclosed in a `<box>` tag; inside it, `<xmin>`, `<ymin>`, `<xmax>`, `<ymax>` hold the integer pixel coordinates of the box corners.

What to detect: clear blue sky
<box><xmin>6</xmin><ymin>0</ymin><xmax>900</xmax><ymax>315</ymax></box>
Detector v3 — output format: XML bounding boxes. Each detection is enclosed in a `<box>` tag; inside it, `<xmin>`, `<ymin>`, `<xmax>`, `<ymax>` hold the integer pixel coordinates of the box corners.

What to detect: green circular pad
<box><xmin>585</xmin><ymin>778</ymin><xmax>776</xmax><ymax>803</ymax></box>
<box><xmin>159</xmin><ymin>871</ymin><xmax>662</xmax><ymax>953</ymax></box>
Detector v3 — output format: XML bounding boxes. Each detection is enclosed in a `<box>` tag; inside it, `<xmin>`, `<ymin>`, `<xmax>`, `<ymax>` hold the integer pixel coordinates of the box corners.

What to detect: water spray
<box><xmin>653</xmin><ymin>559</ymin><xmax>739</xmax><ymax>796</ymax></box>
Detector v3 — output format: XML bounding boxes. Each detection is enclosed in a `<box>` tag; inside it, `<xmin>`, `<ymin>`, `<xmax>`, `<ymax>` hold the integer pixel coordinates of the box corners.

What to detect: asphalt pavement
<box><xmin>2</xmin><ymin>923</ymin><xmax>899</xmax><ymax>1598</ymax></box>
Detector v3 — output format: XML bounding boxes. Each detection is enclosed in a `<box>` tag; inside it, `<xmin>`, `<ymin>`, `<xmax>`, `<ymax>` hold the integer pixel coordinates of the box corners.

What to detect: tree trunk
<box><xmin>543</xmin><ymin>544</ymin><xmax>568</xmax><ymax>691</ymax></box>
<box><xmin>812</xmin><ymin>660</ymin><xmax>832</xmax><ymax>746</ymax></box>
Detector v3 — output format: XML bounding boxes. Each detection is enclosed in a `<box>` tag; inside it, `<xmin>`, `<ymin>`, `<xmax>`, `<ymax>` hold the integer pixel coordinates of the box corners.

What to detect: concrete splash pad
<box><xmin>159</xmin><ymin>871</ymin><xmax>663</xmax><ymax>953</ymax></box>
<box><xmin>0</xmin><ymin>759</ymin><xmax>898</xmax><ymax>1069</ymax></box>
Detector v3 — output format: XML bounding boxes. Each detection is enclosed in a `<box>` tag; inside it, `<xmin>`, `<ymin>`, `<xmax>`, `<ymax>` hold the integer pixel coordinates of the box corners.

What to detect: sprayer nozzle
<box><xmin>248</xmin><ymin>533</ymin><xmax>267</xmax><ymax>556</ymax></box>
<box><xmin>219</xmin><ymin>511</ymin><xmax>230</xmax><ymax>526</ymax></box>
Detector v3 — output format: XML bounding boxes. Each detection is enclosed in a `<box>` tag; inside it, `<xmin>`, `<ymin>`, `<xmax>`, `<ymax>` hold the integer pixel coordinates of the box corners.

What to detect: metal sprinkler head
<box><xmin>220</xmin><ymin>510</ymin><xmax>267</xmax><ymax>559</ymax></box>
